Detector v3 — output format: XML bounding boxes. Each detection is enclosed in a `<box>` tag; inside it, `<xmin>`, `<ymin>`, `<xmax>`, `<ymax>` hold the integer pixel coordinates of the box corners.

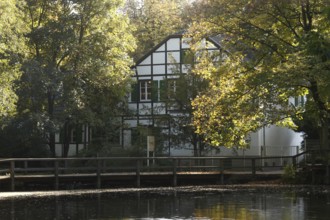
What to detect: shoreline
<box><xmin>1</xmin><ymin>184</ymin><xmax>330</xmax><ymax>200</ymax></box>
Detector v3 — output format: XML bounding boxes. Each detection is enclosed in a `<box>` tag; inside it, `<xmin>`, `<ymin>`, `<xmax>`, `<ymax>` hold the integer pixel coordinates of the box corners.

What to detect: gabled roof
<box><xmin>208</xmin><ymin>35</ymin><xmax>222</xmax><ymax>48</ymax></box>
<box><xmin>133</xmin><ymin>32</ymin><xmax>222</xmax><ymax>68</ymax></box>
<box><xmin>134</xmin><ymin>33</ymin><xmax>183</xmax><ymax>67</ymax></box>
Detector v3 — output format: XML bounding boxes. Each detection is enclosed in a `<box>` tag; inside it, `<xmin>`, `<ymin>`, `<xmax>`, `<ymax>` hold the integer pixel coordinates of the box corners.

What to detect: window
<box><xmin>70</xmin><ymin>126</ymin><xmax>83</xmax><ymax>143</ymax></box>
<box><xmin>160</xmin><ymin>79</ymin><xmax>177</xmax><ymax>101</ymax></box>
<box><xmin>181</xmin><ymin>49</ymin><xmax>194</xmax><ymax>64</ymax></box>
<box><xmin>140</xmin><ymin>81</ymin><xmax>152</xmax><ymax>101</ymax></box>
<box><xmin>71</xmin><ymin>129</ymin><xmax>77</xmax><ymax>143</ymax></box>
<box><xmin>294</xmin><ymin>96</ymin><xmax>305</xmax><ymax>107</ymax></box>
<box><xmin>168</xmin><ymin>80</ymin><xmax>177</xmax><ymax>99</ymax></box>
<box><xmin>131</xmin><ymin>81</ymin><xmax>158</xmax><ymax>102</ymax></box>
<box><xmin>59</xmin><ymin>125</ymin><xmax>83</xmax><ymax>144</ymax></box>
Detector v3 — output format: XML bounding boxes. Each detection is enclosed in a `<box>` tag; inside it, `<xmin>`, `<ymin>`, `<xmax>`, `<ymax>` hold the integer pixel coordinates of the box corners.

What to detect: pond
<box><xmin>0</xmin><ymin>186</ymin><xmax>330</xmax><ymax>220</ymax></box>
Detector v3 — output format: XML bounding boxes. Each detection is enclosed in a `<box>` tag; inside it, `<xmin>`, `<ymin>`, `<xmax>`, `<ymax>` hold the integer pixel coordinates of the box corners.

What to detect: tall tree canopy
<box><xmin>188</xmin><ymin>0</ymin><xmax>330</xmax><ymax>149</ymax></box>
<box><xmin>164</xmin><ymin>72</ymin><xmax>210</xmax><ymax>156</ymax></box>
<box><xmin>16</xmin><ymin>0</ymin><xmax>135</xmax><ymax>156</ymax></box>
<box><xmin>125</xmin><ymin>0</ymin><xmax>189</xmax><ymax>60</ymax></box>
<box><xmin>0</xmin><ymin>0</ymin><xmax>27</xmax><ymax>121</ymax></box>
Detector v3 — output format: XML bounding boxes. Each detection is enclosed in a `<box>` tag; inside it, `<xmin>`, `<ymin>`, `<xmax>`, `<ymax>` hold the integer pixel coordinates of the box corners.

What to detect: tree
<box><xmin>17</xmin><ymin>0</ymin><xmax>135</xmax><ymax>156</ymax></box>
<box><xmin>157</xmin><ymin>69</ymin><xmax>210</xmax><ymax>156</ymax></box>
<box><xmin>188</xmin><ymin>0</ymin><xmax>330</xmax><ymax>149</ymax></box>
<box><xmin>0</xmin><ymin>113</ymin><xmax>49</xmax><ymax>157</ymax></box>
<box><xmin>124</xmin><ymin>0</ymin><xmax>189</xmax><ymax>60</ymax></box>
<box><xmin>0</xmin><ymin>0</ymin><xmax>27</xmax><ymax>122</ymax></box>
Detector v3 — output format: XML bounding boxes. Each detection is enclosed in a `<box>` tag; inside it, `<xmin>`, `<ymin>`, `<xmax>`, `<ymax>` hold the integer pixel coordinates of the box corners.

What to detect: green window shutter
<box><xmin>301</xmin><ymin>96</ymin><xmax>305</xmax><ymax>106</ymax></box>
<box><xmin>76</xmin><ymin>125</ymin><xmax>83</xmax><ymax>144</ymax></box>
<box><xmin>294</xmin><ymin>97</ymin><xmax>298</xmax><ymax>106</ymax></box>
<box><xmin>159</xmin><ymin>80</ymin><xmax>167</xmax><ymax>101</ymax></box>
<box><xmin>60</xmin><ymin>123</ymin><xmax>71</xmax><ymax>144</ymax></box>
<box><xmin>68</xmin><ymin>124</ymin><xmax>74</xmax><ymax>143</ymax></box>
<box><xmin>151</xmin><ymin>81</ymin><xmax>159</xmax><ymax>102</ymax></box>
<box><xmin>131</xmin><ymin>83</ymin><xmax>139</xmax><ymax>102</ymax></box>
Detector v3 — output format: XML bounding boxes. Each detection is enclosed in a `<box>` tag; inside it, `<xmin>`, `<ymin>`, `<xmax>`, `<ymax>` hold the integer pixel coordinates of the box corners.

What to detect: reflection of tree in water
<box><xmin>194</xmin><ymin>203</ymin><xmax>263</xmax><ymax>220</ymax></box>
<box><xmin>3</xmin><ymin>190</ymin><xmax>330</xmax><ymax>219</ymax></box>
<box><xmin>193</xmin><ymin>192</ymin><xmax>309</xmax><ymax>220</ymax></box>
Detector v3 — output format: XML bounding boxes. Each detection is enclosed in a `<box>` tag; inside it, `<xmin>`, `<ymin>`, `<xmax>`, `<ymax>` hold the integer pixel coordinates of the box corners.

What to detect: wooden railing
<box><xmin>0</xmin><ymin>153</ymin><xmax>311</xmax><ymax>191</ymax></box>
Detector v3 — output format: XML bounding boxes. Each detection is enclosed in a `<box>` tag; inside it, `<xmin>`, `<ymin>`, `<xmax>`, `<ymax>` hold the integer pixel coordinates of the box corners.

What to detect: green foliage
<box><xmin>0</xmin><ymin>0</ymin><xmax>27</xmax><ymax>119</ymax></box>
<box><xmin>125</xmin><ymin>0</ymin><xmax>189</xmax><ymax>60</ymax></box>
<box><xmin>11</xmin><ymin>0</ymin><xmax>136</xmax><ymax>156</ymax></box>
<box><xmin>148</xmin><ymin>60</ymin><xmax>213</xmax><ymax>156</ymax></box>
<box><xmin>188</xmin><ymin>0</ymin><xmax>330</xmax><ymax>148</ymax></box>
<box><xmin>0</xmin><ymin>114</ymin><xmax>49</xmax><ymax>157</ymax></box>
<box><xmin>130</xmin><ymin>126</ymin><xmax>167</xmax><ymax>156</ymax></box>
<box><xmin>0</xmin><ymin>0</ymin><xmax>138</xmax><ymax>157</ymax></box>
<box><xmin>282</xmin><ymin>164</ymin><xmax>297</xmax><ymax>184</ymax></box>
<box><xmin>80</xmin><ymin>125</ymin><xmax>166</xmax><ymax>158</ymax></box>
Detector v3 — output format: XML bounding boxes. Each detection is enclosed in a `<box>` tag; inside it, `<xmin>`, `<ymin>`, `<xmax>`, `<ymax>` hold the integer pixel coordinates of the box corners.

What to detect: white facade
<box><xmin>54</xmin><ymin>124</ymin><xmax>91</xmax><ymax>157</ymax></box>
<box><xmin>122</xmin><ymin>33</ymin><xmax>304</xmax><ymax>158</ymax></box>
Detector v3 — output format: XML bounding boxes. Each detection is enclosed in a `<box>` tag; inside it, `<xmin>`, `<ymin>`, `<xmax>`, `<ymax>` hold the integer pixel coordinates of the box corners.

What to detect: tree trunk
<box><xmin>63</xmin><ymin>120</ymin><xmax>70</xmax><ymax>158</ymax></box>
<box><xmin>320</xmin><ymin>118</ymin><xmax>330</xmax><ymax>150</ymax></box>
<box><xmin>47</xmin><ymin>90</ymin><xmax>56</xmax><ymax>157</ymax></box>
<box><xmin>49</xmin><ymin>132</ymin><xmax>56</xmax><ymax>157</ymax></box>
<box><xmin>309</xmin><ymin>80</ymin><xmax>329</xmax><ymax>150</ymax></box>
<box><xmin>193</xmin><ymin>142</ymin><xmax>198</xmax><ymax>157</ymax></box>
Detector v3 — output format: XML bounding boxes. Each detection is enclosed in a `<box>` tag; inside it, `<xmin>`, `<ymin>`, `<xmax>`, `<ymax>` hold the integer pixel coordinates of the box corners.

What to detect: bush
<box><xmin>282</xmin><ymin>164</ymin><xmax>297</xmax><ymax>184</ymax></box>
<box><xmin>0</xmin><ymin>115</ymin><xmax>50</xmax><ymax>158</ymax></box>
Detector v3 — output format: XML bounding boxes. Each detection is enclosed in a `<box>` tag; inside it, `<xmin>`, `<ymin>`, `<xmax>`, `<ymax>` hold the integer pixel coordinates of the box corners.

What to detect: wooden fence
<box><xmin>0</xmin><ymin>151</ymin><xmax>317</xmax><ymax>191</ymax></box>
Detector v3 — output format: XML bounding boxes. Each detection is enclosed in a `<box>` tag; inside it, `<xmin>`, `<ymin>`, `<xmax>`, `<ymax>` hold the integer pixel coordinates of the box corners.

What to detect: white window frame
<box><xmin>140</xmin><ymin>81</ymin><xmax>152</xmax><ymax>101</ymax></box>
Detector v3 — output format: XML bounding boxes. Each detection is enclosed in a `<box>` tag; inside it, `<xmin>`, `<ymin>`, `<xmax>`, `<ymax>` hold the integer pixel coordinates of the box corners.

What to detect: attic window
<box><xmin>182</xmin><ymin>49</ymin><xmax>194</xmax><ymax>64</ymax></box>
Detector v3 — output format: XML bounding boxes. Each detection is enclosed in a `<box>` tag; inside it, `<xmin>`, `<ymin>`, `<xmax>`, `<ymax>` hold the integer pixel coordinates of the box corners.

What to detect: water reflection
<box><xmin>1</xmin><ymin>189</ymin><xmax>330</xmax><ymax>219</ymax></box>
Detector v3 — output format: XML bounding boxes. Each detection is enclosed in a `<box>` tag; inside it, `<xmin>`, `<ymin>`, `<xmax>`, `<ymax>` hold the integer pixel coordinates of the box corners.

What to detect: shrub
<box><xmin>282</xmin><ymin>164</ymin><xmax>297</xmax><ymax>184</ymax></box>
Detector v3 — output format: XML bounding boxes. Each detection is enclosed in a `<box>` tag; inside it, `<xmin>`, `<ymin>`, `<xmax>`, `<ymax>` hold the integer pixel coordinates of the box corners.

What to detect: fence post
<box><xmin>54</xmin><ymin>160</ymin><xmax>59</xmax><ymax>190</ymax></box>
<box><xmin>24</xmin><ymin>161</ymin><xmax>28</xmax><ymax>175</ymax></box>
<box><xmin>97</xmin><ymin>159</ymin><xmax>101</xmax><ymax>189</ymax></box>
<box><xmin>311</xmin><ymin>154</ymin><xmax>315</xmax><ymax>184</ymax></box>
<box><xmin>10</xmin><ymin>160</ymin><xmax>15</xmax><ymax>191</ymax></box>
<box><xmin>173</xmin><ymin>159</ymin><xmax>177</xmax><ymax>187</ymax></box>
<box><xmin>219</xmin><ymin>159</ymin><xmax>224</xmax><ymax>185</ymax></box>
<box><xmin>64</xmin><ymin>160</ymin><xmax>68</xmax><ymax>174</ymax></box>
<box><xmin>326</xmin><ymin>160</ymin><xmax>329</xmax><ymax>185</ymax></box>
<box><xmin>136</xmin><ymin>159</ymin><xmax>141</xmax><ymax>188</ymax></box>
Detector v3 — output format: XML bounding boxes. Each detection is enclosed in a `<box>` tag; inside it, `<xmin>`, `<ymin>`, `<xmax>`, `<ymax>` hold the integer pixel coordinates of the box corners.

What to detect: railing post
<box><xmin>102</xmin><ymin>160</ymin><xmax>106</xmax><ymax>173</ymax></box>
<box><xmin>10</xmin><ymin>160</ymin><xmax>15</xmax><ymax>191</ymax></box>
<box><xmin>173</xmin><ymin>159</ymin><xmax>177</xmax><ymax>187</ymax></box>
<box><xmin>312</xmin><ymin>155</ymin><xmax>315</xmax><ymax>185</ymax></box>
<box><xmin>24</xmin><ymin>161</ymin><xmax>28</xmax><ymax>174</ymax></box>
<box><xmin>219</xmin><ymin>159</ymin><xmax>224</xmax><ymax>185</ymax></box>
<box><xmin>136</xmin><ymin>159</ymin><xmax>141</xmax><ymax>188</ymax></box>
<box><xmin>97</xmin><ymin>159</ymin><xmax>101</xmax><ymax>189</ymax></box>
<box><xmin>64</xmin><ymin>160</ymin><xmax>68</xmax><ymax>174</ymax></box>
<box><xmin>252</xmin><ymin>158</ymin><xmax>256</xmax><ymax>178</ymax></box>
<box><xmin>326</xmin><ymin>160</ymin><xmax>329</xmax><ymax>185</ymax></box>
<box><xmin>54</xmin><ymin>160</ymin><xmax>59</xmax><ymax>190</ymax></box>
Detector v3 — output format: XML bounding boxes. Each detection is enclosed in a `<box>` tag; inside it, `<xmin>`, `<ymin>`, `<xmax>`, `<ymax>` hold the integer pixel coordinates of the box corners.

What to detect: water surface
<box><xmin>0</xmin><ymin>186</ymin><xmax>330</xmax><ymax>219</ymax></box>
